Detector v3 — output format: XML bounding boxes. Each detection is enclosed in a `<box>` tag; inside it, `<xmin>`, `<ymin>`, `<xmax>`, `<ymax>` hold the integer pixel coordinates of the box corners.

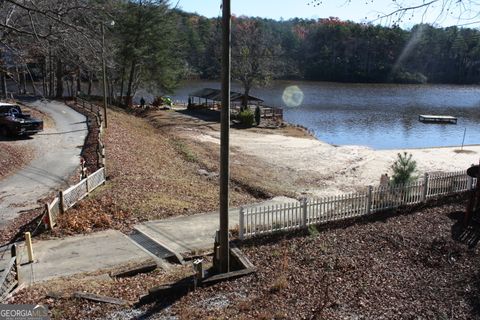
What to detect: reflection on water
<box><xmin>174</xmin><ymin>80</ymin><xmax>480</xmax><ymax>150</ymax></box>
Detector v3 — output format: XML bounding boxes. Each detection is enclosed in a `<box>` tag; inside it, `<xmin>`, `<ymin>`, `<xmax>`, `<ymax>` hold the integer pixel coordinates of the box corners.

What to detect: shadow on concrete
<box><xmin>36</xmin><ymin>128</ymin><xmax>87</xmax><ymax>136</ymax></box>
<box><xmin>0</xmin><ymin>135</ymin><xmax>33</xmax><ymax>142</ymax></box>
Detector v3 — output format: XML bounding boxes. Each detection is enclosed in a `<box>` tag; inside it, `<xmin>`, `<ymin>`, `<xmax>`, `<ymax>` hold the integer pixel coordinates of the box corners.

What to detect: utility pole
<box><xmin>219</xmin><ymin>0</ymin><xmax>231</xmax><ymax>273</ymax></box>
<box><xmin>101</xmin><ymin>23</ymin><xmax>108</xmax><ymax>128</ymax></box>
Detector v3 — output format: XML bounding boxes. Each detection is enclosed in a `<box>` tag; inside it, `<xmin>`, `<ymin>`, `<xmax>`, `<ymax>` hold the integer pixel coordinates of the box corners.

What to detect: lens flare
<box><xmin>282</xmin><ymin>85</ymin><xmax>304</xmax><ymax>108</ymax></box>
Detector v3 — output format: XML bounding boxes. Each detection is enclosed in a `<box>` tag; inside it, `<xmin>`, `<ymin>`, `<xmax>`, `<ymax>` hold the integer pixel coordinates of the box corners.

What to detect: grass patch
<box><xmin>171</xmin><ymin>138</ymin><xmax>198</xmax><ymax>163</ymax></box>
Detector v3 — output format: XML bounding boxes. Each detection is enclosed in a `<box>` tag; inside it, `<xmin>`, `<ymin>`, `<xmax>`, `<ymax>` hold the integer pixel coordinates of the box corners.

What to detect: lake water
<box><xmin>172</xmin><ymin>80</ymin><xmax>480</xmax><ymax>150</ymax></box>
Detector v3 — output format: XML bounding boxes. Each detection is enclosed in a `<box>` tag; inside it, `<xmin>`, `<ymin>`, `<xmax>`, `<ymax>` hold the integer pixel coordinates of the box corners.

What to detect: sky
<box><xmin>175</xmin><ymin>0</ymin><xmax>480</xmax><ymax>28</ymax></box>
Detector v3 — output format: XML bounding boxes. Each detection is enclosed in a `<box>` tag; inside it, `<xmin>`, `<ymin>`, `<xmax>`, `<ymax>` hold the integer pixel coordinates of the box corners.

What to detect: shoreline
<box><xmin>187</xmin><ymin>115</ymin><xmax>479</xmax><ymax>197</ymax></box>
<box><xmin>142</xmin><ymin>108</ymin><xmax>478</xmax><ymax>199</ymax></box>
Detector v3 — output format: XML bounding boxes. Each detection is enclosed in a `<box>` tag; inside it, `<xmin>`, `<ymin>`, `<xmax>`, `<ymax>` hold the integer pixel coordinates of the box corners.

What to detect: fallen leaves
<box><xmin>157</xmin><ymin>199</ymin><xmax>480</xmax><ymax>319</ymax></box>
<box><xmin>47</xmin><ymin>106</ymin><xmax>257</xmax><ymax>236</ymax></box>
<box><xmin>0</xmin><ymin>139</ymin><xmax>35</xmax><ymax>179</ymax></box>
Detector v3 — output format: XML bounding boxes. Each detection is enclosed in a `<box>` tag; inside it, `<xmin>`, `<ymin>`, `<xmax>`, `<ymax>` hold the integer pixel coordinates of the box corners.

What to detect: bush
<box><xmin>238</xmin><ymin>109</ymin><xmax>255</xmax><ymax>127</ymax></box>
<box><xmin>391</xmin><ymin>152</ymin><xmax>417</xmax><ymax>185</ymax></box>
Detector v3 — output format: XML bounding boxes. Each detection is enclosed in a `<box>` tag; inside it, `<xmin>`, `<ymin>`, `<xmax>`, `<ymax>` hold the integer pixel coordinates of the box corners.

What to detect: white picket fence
<box><xmin>239</xmin><ymin>170</ymin><xmax>474</xmax><ymax>239</ymax></box>
<box><xmin>46</xmin><ymin>167</ymin><xmax>106</xmax><ymax>228</ymax></box>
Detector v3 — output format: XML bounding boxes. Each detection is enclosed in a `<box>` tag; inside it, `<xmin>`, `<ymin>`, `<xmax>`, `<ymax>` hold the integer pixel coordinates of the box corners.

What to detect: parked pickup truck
<box><xmin>0</xmin><ymin>102</ymin><xmax>43</xmax><ymax>137</ymax></box>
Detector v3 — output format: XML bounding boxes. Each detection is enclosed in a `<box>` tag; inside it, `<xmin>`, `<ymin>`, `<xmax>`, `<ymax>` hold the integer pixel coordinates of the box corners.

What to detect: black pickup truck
<box><xmin>0</xmin><ymin>103</ymin><xmax>43</xmax><ymax>137</ymax></box>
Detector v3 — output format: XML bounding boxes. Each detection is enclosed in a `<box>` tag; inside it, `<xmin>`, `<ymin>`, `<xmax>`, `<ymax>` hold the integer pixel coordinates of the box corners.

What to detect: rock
<box><xmin>197</xmin><ymin>169</ymin><xmax>219</xmax><ymax>179</ymax></box>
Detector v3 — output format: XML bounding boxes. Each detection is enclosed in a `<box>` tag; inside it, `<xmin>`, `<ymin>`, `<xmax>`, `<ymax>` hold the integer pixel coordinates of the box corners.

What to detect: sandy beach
<box><xmin>193</xmin><ymin>128</ymin><xmax>480</xmax><ymax>197</ymax></box>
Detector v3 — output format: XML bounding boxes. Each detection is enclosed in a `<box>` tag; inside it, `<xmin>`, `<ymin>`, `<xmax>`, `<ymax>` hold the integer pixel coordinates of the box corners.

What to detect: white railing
<box><xmin>0</xmin><ymin>246</ymin><xmax>18</xmax><ymax>302</ymax></box>
<box><xmin>46</xmin><ymin>167</ymin><xmax>106</xmax><ymax>228</ymax></box>
<box><xmin>239</xmin><ymin>170</ymin><xmax>474</xmax><ymax>239</ymax></box>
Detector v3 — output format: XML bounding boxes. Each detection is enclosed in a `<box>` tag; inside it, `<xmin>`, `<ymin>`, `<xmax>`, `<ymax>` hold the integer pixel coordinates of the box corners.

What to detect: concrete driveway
<box><xmin>0</xmin><ymin>99</ymin><xmax>87</xmax><ymax>227</ymax></box>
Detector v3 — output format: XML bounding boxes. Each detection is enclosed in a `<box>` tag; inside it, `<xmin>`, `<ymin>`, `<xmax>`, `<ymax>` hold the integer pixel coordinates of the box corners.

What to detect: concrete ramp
<box><xmin>17</xmin><ymin>230</ymin><xmax>154</xmax><ymax>284</ymax></box>
<box><xmin>134</xmin><ymin>197</ymin><xmax>295</xmax><ymax>255</ymax></box>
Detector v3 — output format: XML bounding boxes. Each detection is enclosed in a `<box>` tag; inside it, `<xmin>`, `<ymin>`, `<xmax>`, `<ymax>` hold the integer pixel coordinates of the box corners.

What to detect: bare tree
<box><xmin>0</xmin><ymin>0</ymin><xmax>112</xmax><ymax>97</ymax></box>
<box><xmin>308</xmin><ymin>0</ymin><xmax>480</xmax><ymax>26</ymax></box>
<box><xmin>232</xmin><ymin>18</ymin><xmax>279</xmax><ymax>107</ymax></box>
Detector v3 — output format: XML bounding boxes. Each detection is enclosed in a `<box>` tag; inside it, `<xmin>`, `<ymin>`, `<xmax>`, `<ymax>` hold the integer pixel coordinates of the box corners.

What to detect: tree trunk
<box><xmin>109</xmin><ymin>79</ymin><xmax>115</xmax><ymax>105</ymax></box>
<box><xmin>69</xmin><ymin>77</ymin><xmax>74</xmax><ymax>97</ymax></box>
<box><xmin>22</xmin><ymin>71</ymin><xmax>27</xmax><ymax>94</ymax></box>
<box><xmin>1</xmin><ymin>72</ymin><xmax>7</xmax><ymax>98</ymax></box>
<box><xmin>41</xmin><ymin>57</ymin><xmax>47</xmax><ymax>97</ymax></box>
<box><xmin>119</xmin><ymin>66</ymin><xmax>125</xmax><ymax>106</ymax></box>
<box><xmin>28</xmin><ymin>70</ymin><xmax>36</xmax><ymax>95</ymax></box>
<box><xmin>15</xmin><ymin>66</ymin><xmax>21</xmax><ymax>94</ymax></box>
<box><xmin>125</xmin><ymin>59</ymin><xmax>137</xmax><ymax>107</ymax></box>
<box><xmin>55</xmin><ymin>59</ymin><xmax>63</xmax><ymax>98</ymax></box>
<box><xmin>242</xmin><ymin>85</ymin><xmax>250</xmax><ymax>108</ymax></box>
<box><xmin>49</xmin><ymin>51</ymin><xmax>54</xmax><ymax>97</ymax></box>
<box><xmin>107</xmin><ymin>76</ymin><xmax>111</xmax><ymax>105</ymax></box>
<box><xmin>87</xmin><ymin>72</ymin><xmax>92</xmax><ymax>96</ymax></box>
<box><xmin>76</xmin><ymin>68</ymin><xmax>81</xmax><ymax>96</ymax></box>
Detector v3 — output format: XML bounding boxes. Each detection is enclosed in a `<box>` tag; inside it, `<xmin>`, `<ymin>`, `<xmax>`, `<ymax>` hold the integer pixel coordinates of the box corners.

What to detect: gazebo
<box><xmin>188</xmin><ymin>88</ymin><xmax>264</xmax><ymax>109</ymax></box>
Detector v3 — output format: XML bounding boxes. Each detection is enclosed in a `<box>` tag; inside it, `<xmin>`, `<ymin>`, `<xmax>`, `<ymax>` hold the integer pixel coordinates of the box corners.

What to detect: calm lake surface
<box><xmin>172</xmin><ymin>80</ymin><xmax>480</xmax><ymax>150</ymax></box>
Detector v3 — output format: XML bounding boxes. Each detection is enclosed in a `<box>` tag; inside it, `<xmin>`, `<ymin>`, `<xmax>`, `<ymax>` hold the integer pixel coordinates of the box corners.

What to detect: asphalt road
<box><xmin>0</xmin><ymin>99</ymin><xmax>87</xmax><ymax>228</ymax></box>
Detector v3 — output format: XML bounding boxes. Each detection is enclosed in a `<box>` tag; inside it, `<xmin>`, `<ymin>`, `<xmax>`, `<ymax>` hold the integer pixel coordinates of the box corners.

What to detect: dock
<box><xmin>418</xmin><ymin>114</ymin><xmax>457</xmax><ymax>124</ymax></box>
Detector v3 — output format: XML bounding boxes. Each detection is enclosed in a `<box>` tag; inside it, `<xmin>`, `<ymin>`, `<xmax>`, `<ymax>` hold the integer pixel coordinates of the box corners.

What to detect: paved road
<box><xmin>0</xmin><ymin>99</ymin><xmax>87</xmax><ymax>227</ymax></box>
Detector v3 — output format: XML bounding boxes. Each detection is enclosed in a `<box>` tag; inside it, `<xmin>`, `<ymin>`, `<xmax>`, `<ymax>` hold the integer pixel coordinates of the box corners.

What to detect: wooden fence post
<box><xmin>59</xmin><ymin>191</ymin><xmax>65</xmax><ymax>214</ymax></box>
<box><xmin>422</xmin><ymin>173</ymin><xmax>429</xmax><ymax>202</ymax></box>
<box><xmin>302</xmin><ymin>198</ymin><xmax>308</xmax><ymax>227</ymax></box>
<box><xmin>239</xmin><ymin>207</ymin><xmax>245</xmax><ymax>240</ymax></box>
<box><xmin>45</xmin><ymin>203</ymin><xmax>54</xmax><ymax>230</ymax></box>
<box><xmin>367</xmin><ymin>186</ymin><xmax>373</xmax><ymax>214</ymax></box>
<box><xmin>101</xmin><ymin>145</ymin><xmax>107</xmax><ymax>180</ymax></box>
<box><xmin>24</xmin><ymin>232</ymin><xmax>34</xmax><ymax>263</ymax></box>
<box><xmin>10</xmin><ymin>244</ymin><xmax>17</xmax><ymax>268</ymax></box>
<box><xmin>85</xmin><ymin>173</ymin><xmax>90</xmax><ymax>193</ymax></box>
<box><xmin>10</xmin><ymin>244</ymin><xmax>19</xmax><ymax>282</ymax></box>
<box><xmin>467</xmin><ymin>176</ymin><xmax>473</xmax><ymax>191</ymax></box>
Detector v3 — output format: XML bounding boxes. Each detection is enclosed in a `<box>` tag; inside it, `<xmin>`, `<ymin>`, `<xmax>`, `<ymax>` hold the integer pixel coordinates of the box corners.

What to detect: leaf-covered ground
<box><xmin>12</xmin><ymin>197</ymin><xmax>480</xmax><ymax>319</ymax></box>
<box><xmin>10</xmin><ymin>262</ymin><xmax>194</xmax><ymax>320</ymax></box>
<box><xmin>0</xmin><ymin>105</ymin><xmax>48</xmax><ymax>180</ymax></box>
<box><xmin>51</xmin><ymin>107</ymin><xmax>257</xmax><ymax>236</ymax></box>
<box><xmin>156</xmin><ymin>197</ymin><xmax>480</xmax><ymax>319</ymax></box>
<box><xmin>0</xmin><ymin>144</ymin><xmax>33</xmax><ymax>180</ymax></box>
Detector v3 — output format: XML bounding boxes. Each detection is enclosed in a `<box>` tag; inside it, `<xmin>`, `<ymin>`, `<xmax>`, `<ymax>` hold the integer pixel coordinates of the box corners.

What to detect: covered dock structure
<box><xmin>188</xmin><ymin>88</ymin><xmax>264</xmax><ymax>108</ymax></box>
<box><xmin>187</xmin><ymin>87</ymin><xmax>283</xmax><ymax>120</ymax></box>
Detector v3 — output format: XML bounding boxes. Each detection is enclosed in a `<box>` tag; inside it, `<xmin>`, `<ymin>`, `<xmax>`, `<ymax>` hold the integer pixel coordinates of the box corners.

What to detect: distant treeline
<box><xmin>175</xmin><ymin>12</ymin><xmax>480</xmax><ymax>84</ymax></box>
<box><xmin>4</xmin><ymin>1</ymin><xmax>480</xmax><ymax>105</ymax></box>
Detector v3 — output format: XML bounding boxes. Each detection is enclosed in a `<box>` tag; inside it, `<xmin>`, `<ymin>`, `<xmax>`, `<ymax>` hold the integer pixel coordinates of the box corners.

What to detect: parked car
<box><xmin>0</xmin><ymin>103</ymin><xmax>43</xmax><ymax>137</ymax></box>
